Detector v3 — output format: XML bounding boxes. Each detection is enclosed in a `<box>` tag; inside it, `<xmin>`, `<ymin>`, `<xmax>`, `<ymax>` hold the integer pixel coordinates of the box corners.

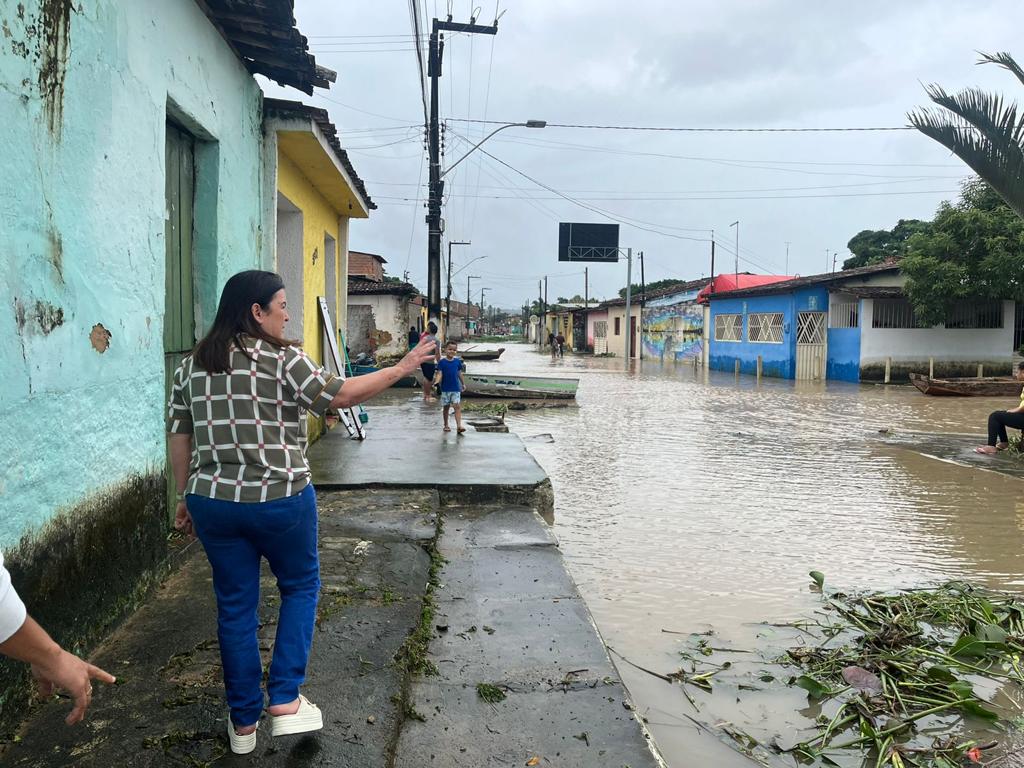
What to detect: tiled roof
<box><xmin>347</xmin><ymin>277</ymin><xmax>418</xmax><ymax>297</ymax></box>
<box><xmin>199</xmin><ymin>1</ymin><xmax>333</xmax><ymax>95</ymax></box>
<box><xmin>708</xmin><ymin>262</ymin><xmax>900</xmax><ymax>300</ymax></box>
<box><xmin>263</xmin><ymin>99</ymin><xmax>376</xmax><ymax>210</ymax></box>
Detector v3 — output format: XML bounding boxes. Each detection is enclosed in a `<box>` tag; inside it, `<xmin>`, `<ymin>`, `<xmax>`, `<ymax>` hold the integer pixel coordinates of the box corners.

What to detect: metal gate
<box><xmin>795</xmin><ymin>311</ymin><xmax>826</xmax><ymax>380</ymax></box>
<box><xmin>594</xmin><ymin>320</ymin><xmax>608</xmax><ymax>355</ymax></box>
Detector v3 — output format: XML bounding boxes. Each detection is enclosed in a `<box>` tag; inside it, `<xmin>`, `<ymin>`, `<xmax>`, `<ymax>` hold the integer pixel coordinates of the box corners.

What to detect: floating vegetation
<box><xmin>667</xmin><ymin>576</ymin><xmax>1024</xmax><ymax>767</ymax></box>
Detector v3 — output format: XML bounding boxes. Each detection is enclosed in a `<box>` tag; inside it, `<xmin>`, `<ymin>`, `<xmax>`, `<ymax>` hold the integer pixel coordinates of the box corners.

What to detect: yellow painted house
<box><xmin>261</xmin><ymin>99</ymin><xmax>374</xmax><ymax>437</ymax></box>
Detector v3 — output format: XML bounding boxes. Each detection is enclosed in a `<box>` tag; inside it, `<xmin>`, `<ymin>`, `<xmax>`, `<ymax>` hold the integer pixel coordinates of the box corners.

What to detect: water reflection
<box><xmin>467</xmin><ymin>342</ymin><xmax>1024</xmax><ymax>767</ymax></box>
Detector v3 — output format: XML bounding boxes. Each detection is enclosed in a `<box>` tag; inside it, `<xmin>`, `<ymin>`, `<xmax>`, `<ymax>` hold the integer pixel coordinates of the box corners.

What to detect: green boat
<box><xmin>462</xmin><ymin>373</ymin><xmax>578</xmax><ymax>399</ymax></box>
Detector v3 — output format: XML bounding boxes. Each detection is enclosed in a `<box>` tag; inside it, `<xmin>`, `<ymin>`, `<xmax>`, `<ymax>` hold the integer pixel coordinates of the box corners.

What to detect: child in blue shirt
<box><xmin>433</xmin><ymin>341</ymin><xmax>466</xmax><ymax>434</ymax></box>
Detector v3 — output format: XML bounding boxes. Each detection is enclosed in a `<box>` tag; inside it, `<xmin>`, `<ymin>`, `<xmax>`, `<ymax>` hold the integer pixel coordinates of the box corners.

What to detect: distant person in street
<box><xmin>555</xmin><ymin>331</ymin><xmax>566</xmax><ymax>358</ymax></box>
<box><xmin>0</xmin><ymin>552</ymin><xmax>115</xmax><ymax>725</ymax></box>
<box><xmin>548</xmin><ymin>330</ymin><xmax>556</xmax><ymax>358</ymax></box>
<box><xmin>167</xmin><ymin>270</ymin><xmax>435</xmax><ymax>754</ymax></box>
<box><xmin>433</xmin><ymin>341</ymin><xmax>466</xmax><ymax>434</ymax></box>
<box><xmin>975</xmin><ymin>362</ymin><xmax>1024</xmax><ymax>454</ymax></box>
<box><xmin>419</xmin><ymin>321</ymin><xmax>441</xmax><ymax>401</ymax></box>
<box><xmin>407</xmin><ymin>325</ymin><xmax>419</xmax><ymax>350</ymax></box>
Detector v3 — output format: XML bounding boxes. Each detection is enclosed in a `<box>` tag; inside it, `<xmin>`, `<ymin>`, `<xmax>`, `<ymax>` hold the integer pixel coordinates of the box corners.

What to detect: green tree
<box><xmin>842</xmin><ymin>219</ymin><xmax>931</xmax><ymax>269</ymax></box>
<box><xmin>909</xmin><ymin>51</ymin><xmax>1024</xmax><ymax>219</ymax></box>
<box><xmin>901</xmin><ymin>178</ymin><xmax>1024</xmax><ymax>325</ymax></box>
<box><xmin>617</xmin><ymin>279</ymin><xmax>688</xmax><ymax>299</ymax></box>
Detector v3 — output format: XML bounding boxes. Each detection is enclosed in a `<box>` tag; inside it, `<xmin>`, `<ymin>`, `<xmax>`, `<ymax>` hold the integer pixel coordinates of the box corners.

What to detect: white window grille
<box><xmin>829</xmin><ymin>301</ymin><xmax>859</xmax><ymax>329</ymax></box>
<box><xmin>944</xmin><ymin>301</ymin><xmax>1003</xmax><ymax>329</ymax></box>
<box><xmin>594</xmin><ymin>321</ymin><xmax>608</xmax><ymax>354</ymax></box>
<box><xmin>747</xmin><ymin>312</ymin><xmax>784</xmax><ymax>343</ymax></box>
<box><xmin>872</xmin><ymin>299</ymin><xmax>923</xmax><ymax>329</ymax></box>
<box><xmin>714</xmin><ymin>313</ymin><xmax>742</xmax><ymax>342</ymax></box>
<box><xmin>797</xmin><ymin>311</ymin><xmax>826</xmax><ymax>344</ymax></box>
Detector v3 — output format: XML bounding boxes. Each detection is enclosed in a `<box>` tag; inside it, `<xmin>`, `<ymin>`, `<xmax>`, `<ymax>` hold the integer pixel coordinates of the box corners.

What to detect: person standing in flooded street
<box><xmin>975</xmin><ymin>362</ymin><xmax>1024</xmax><ymax>454</ymax></box>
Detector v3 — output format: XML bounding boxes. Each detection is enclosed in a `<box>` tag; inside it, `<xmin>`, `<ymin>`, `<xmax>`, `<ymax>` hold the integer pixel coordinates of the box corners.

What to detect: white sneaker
<box><xmin>270</xmin><ymin>695</ymin><xmax>324</xmax><ymax>737</ymax></box>
<box><xmin>227</xmin><ymin>718</ymin><xmax>258</xmax><ymax>755</ymax></box>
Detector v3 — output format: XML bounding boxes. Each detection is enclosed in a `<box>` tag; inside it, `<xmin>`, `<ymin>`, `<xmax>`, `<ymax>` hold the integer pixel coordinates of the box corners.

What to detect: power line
<box><xmin>375</xmin><ymin>187</ymin><xmax>959</xmax><ymax>202</ymax></box>
<box><xmin>447</xmin><ymin>117</ymin><xmax>915</xmax><ymax>132</ymax></box>
<box><xmin>312</xmin><ymin>92</ymin><xmax>417</xmax><ymax>123</ymax></box>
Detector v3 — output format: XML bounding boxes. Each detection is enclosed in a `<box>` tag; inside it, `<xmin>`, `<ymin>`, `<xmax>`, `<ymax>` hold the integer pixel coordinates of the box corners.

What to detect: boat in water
<box><xmin>909</xmin><ymin>372</ymin><xmax>1023</xmax><ymax>397</ymax></box>
<box><xmin>459</xmin><ymin>346</ymin><xmax>505</xmax><ymax>361</ymax></box>
<box><xmin>351</xmin><ymin>363</ymin><xmax>419</xmax><ymax>388</ymax></box>
<box><xmin>462</xmin><ymin>373</ymin><xmax>578</xmax><ymax>399</ymax></box>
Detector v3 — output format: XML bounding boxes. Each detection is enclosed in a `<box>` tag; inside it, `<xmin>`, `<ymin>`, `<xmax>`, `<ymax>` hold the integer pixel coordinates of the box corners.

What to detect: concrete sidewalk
<box><xmin>2</xmin><ymin>399</ymin><xmax>663</xmax><ymax>767</ymax></box>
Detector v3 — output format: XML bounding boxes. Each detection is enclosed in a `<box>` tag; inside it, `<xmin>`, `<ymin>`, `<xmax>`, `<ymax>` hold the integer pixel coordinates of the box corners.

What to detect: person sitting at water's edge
<box><xmin>975</xmin><ymin>362</ymin><xmax>1024</xmax><ymax>455</ymax></box>
<box><xmin>433</xmin><ymin>341</ymin><xmax>466</xmax><ymax>434</ymax></box>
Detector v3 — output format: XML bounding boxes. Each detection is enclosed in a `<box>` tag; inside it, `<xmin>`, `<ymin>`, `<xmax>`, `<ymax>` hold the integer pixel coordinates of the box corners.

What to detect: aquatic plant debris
<box><xmin>674</xmin><ymin>577</ymin><xmax>1024</xmax><ymax>767</ymax></box>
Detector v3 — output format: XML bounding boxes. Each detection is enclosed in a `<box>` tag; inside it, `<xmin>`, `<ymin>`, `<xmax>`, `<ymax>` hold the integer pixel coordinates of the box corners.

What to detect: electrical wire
<box><xmin>447</xmin><ymin>117</ymin><xmax>915</xmax><ymax>132</ymax></box>
<box><xmin>312</xmin><ymin>92</ymin><xmax>417</xmax><ymax>123</ymax></box>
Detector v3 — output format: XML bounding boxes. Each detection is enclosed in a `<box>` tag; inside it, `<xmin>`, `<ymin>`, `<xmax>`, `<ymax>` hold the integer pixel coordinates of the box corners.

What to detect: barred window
<box><xmin>714</xmin><ymin>313</ymin><xmax>742</xmax><ymax>342</ymax></box>
<box><xmin>747</xmin><ymin>312</ymin><xmax>784</xmax><ymax>343</ymax></box>
<box><xmin>829</xmin><ymin>301</ymin><xmax>859</xmax><ymax>329</ymax></box>
<box><xmin>944</xmin><ymin>301</ymin><xmax>1003</xmax><ymax>329</ymax></box>
<box><xmin>872</xmin><ymin>299</ymin><xmax>924</xmax><ymax>329</ymax></box>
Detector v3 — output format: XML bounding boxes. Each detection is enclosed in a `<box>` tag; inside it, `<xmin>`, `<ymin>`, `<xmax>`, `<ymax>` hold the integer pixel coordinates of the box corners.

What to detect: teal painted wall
<box><xmin>0</xmin><ymin>0</ymin><xmax>266</xmax><ymax>548</ymax></box>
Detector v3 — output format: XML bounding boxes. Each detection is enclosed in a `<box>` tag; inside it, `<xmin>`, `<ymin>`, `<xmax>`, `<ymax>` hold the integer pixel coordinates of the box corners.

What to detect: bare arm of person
<box><xmin>331</xmin><ymin>336</ymin><xmax>437</xmax><ymax>409</ymax></box>
<box><xmin>167</xmin><ymin>433</ymin><xmax>194</xmax><ymax>537</ymax></box>
<box><xmin>0</xmin><ymin>617</ymin><xmax>115</xmax><ymax>725</ymax></box>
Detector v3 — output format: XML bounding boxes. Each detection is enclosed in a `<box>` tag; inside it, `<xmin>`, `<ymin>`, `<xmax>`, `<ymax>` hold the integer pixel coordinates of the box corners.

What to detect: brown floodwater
<box><xmin>465</xmin><ymin>342</ymin><xmax>1024</xmax><ymax>767</ymax></box>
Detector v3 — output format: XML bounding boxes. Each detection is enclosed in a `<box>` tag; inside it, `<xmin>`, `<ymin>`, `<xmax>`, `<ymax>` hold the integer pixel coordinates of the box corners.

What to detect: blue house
<box><xmin>707</xmin><ymin>263</ymin><xmax>1015</xmax><ymax>382</ymax></box>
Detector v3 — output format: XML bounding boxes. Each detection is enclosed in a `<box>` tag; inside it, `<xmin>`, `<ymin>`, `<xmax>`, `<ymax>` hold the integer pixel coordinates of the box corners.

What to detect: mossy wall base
<box><xmin>0</xmin><ymin>473</ymin><xmax>171</xmax><ymax>736</ymax></box>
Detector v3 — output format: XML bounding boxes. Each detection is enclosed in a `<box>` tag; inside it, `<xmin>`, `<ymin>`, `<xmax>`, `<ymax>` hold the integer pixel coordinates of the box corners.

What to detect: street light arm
<box><xmin>440</xmin><ymin>121</ymin><xmax>545</xmax><ymax>178</ymax></box>
<box><xmin>451</xmin><ymin>254</ymin><xmax>487</xmax><ymax>278</ymax></box>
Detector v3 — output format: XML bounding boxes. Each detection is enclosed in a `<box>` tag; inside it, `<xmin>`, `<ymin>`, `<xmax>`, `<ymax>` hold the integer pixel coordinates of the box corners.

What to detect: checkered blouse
<box><xmin>167</xmin><ymin>337</ymin><xmax>344</xmax><ymax>503</ymax></box>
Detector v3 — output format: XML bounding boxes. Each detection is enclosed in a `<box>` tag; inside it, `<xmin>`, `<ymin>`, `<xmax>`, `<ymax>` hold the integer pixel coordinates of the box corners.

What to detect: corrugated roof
<box><xmin>263</xmin><ymin>98</ymin><xmax>376</xmax><ymax>210</ymax></box>
<box><xmin>198</xmin><ymin>0</ymin><xmax>334</xmax><ymax>95</ymax></box>
<box><xmin>707</xmin><ymin>262</ymin><xmax>900</xmax><ymax>300</ymax></box>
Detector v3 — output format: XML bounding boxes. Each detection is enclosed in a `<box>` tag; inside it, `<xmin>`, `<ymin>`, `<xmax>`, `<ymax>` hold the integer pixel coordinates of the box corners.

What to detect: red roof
<box><xmin>697</xmin><ymin>273</ymin><xmax>792</xmax><ymax>303</ymax></box>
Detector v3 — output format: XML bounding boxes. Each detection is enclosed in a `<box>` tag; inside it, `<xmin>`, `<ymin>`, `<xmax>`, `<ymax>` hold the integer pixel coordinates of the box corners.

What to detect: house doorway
<box><xmin>629</xmin><ymin>316</ymin><xmax>637</xmax><ymax>358</ymax></box>
<box><xmin>796</xmin><ymin>311</ymin><xmax>827</xmax><ymax>380</ymax></box>
<box><xmin>164</xmin><ymin>122</ymin><xmax>196</xmax><ymax>519</ymax></box>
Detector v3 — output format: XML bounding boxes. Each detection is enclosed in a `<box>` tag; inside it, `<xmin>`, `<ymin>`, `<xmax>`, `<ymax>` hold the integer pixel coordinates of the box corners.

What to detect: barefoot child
<box><xmin>433</xmin><ymin>341</ymin><xmax>466</xmax><ymax>434</ymax></box>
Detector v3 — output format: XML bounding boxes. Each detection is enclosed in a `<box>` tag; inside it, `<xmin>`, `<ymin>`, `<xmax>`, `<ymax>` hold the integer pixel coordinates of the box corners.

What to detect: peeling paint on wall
<box><xmin>13</xmin><ymin>298</ymin><xmax>64</xmax><ymax>335</ymax></box>
<box><xmin>89</xmin><ymin>322</ymin><xmax>111</xmax><ymax>353</ymax></box>
<box><xmin>38</xmin><ymin>0</ymin><xmax>73</xmax><ymax>135</ymax></box>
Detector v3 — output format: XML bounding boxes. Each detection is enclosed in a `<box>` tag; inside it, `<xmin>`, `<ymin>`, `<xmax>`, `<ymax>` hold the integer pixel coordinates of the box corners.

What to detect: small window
<box><xmin>829</xmin><ymin>300</ymin><xmax>859</xmax><ymax>329</ymax></box>
<box><xmin>714</xmin><ymin>313</ymin><xmax>742</xmax><ymax>342</ymax></box>
<box><xmin>614</xmin><ymin>317</ymin><xmax>621</xmax><ymax>335</ymax></box>
<box><xmin>747</xmin><ymin>312</ymin><xmax>784</xmax><ymax>343</ymax></box>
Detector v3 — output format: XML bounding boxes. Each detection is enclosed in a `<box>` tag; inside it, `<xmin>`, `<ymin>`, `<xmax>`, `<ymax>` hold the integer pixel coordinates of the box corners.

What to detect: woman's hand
<box><xmin>398</xmin><ymin>336</ymin><xmax>438</xmax><ymax>375</ymax></box>
<box><xmin>174</xmin><ymin>501</ymin><xmax>194</xmax><ymax>539</ymax></box>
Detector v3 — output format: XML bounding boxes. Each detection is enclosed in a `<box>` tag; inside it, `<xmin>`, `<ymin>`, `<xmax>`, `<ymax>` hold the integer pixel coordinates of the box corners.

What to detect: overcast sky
<box><xmin>261</xmin><ymin>1</ymin><xmax>1024</xmax><ymax>309</ymax></box>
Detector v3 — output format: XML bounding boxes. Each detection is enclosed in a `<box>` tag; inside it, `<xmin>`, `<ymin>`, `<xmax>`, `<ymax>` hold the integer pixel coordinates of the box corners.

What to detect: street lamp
<box><xmin>445</xmin><ymin>240</ymin><xmax>471</xmax><ymax>339</ymax></box>
<box><xmin>466</xmin><ymin>275</ymin><xmax>482</xmax><ymax>336</ymax></box>
<box><xmin>441</xmin><ymin>120</ymin><xmax>547</xmax><ymax>179</ymax></box>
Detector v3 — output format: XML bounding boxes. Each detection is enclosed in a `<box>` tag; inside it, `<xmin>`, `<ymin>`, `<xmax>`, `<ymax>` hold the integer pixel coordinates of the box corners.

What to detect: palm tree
<box><xmin>909</xmin><ymin>52</ymin><xmax>1024</xmax><ymax>219</ymax></box>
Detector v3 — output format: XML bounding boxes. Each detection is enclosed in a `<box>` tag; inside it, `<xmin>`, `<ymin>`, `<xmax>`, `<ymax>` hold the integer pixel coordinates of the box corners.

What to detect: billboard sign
<box><xmin>558</xmin><ymin>222</ymin><xmax>620</xmax><ymax>262</ymax></box>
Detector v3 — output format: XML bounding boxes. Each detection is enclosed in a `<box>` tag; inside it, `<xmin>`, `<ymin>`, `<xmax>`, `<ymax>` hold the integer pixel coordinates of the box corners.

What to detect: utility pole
<box><xmin>543</xmin><ymin>276</ymin><xmax>548</xmax><ymax>345</ymax></box>
<box><xmin>730</xmin><ymin>221</ymin><xmax>739</xmax><ymax>284</ymax></box>
<box><xmin>784</xmin><ymin>241</ymin><xmax>791</xmax><ymax>275</ymax></box>
<box><xmin>638</xmin><ymin>250</ymin><xmax>646</xmax><ymax>361</ymax></box>
<box><xmin>537</xmin><ymin>279</ymin><xmax>542</xmax><ymax>347</ymax></box>
<box><xmin>445</xmin><ymin>240</ymin><xmax>470</xmax><ymax>339</ymax></box>
<box><xmin>832</xmin><ymin>251</ymin><xmax>838</xmax><ymax>273</ymax></box>
<box><xmin>426</xmin><ymin>14</ymin><xmax>497</xmax><ymax>324</ymax></box>
<box><xmin>710</xmin><ymin>236</ymin><xmax>716</xmax><ymax>294</ymax></box>
<box><xmin>584</xmin><ymin>267</ymin><xmax>589</xmax><ymax>310</ymax></box>
<box><xmin>624</xmin><ymin>248</ymin><xmax>633</xmax><ymax>364</ymax></box>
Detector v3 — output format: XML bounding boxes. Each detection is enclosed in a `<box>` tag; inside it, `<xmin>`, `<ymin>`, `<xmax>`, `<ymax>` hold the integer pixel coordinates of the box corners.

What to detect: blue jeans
<box><xmin>187</xmin><ymin>484</ymin><xmax>320</xmax><ymax>727</ymax></box>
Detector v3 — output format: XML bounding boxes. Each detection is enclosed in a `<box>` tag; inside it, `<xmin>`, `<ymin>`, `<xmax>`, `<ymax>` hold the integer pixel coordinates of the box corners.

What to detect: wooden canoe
<box><xmin>459</xmin><ymin>347</ymin><xmax>505</xmax><ymax>361</ymax></box>
<box><xmin>909</xmin><ymin>372</ymin><xmax>1023</xmax><ymax>397</ymax></box>
<box><xmin>462</xmin><ymin>373</ymin><xmax>578</xmax><ymax>399</ymax></box>
<box><xmin>351</xmin><ymin>363</ymin><xmax>419</xmax><ymax>389</ymax></box>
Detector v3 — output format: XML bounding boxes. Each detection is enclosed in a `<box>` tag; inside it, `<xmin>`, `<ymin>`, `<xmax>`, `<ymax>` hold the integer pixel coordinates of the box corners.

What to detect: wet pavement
<box><xmin>445</xmin><ymin>342</ymin><xmax>1024</xmax><ymax>768</ymax></box>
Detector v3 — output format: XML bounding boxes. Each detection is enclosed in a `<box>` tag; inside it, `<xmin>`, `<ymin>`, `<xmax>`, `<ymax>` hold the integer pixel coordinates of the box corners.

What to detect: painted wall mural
<box><xmin>642</xmin><ymin>301</ymin><xmax>704</xmax><ymax>360</ymax></box>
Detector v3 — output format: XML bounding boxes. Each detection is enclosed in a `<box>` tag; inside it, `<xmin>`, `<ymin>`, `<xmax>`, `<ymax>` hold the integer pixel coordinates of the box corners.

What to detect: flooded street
<box><xmin>465</xmin><ymin>342</ymin><xmax>1024</xmax><ymax>766</ymax></box>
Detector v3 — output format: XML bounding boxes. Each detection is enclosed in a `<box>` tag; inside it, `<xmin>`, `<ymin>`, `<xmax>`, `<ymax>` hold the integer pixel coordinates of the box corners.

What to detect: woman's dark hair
<box><xmin>192</xmin><ymin>270</ymin><xmax>298</xmax><ymax>373</ymax></box>
<box><xmin>427</xmin><ymin>321</ymin><xmax>438</xmax><ymax>334</ymax></box>
<box><xmin>1018</xmin><ymin>361</ymin><xmax>1024</xmax><ymax>373</ymax></box>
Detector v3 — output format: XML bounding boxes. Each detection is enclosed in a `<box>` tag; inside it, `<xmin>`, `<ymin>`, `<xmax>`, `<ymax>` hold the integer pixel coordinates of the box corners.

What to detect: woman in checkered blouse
<box><xmin>167</xmin><ymin>271</ymin><xmax>436</xmax><ymax>754</ymax></box>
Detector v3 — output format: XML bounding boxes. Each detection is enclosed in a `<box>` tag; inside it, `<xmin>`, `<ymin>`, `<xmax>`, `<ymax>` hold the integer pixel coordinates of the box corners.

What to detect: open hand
<box><xmin>173</xmin><ymin>501</ymin><xmax>194</xmax><ymax>539</ymax></box>
<box><xmin>400</xmin><ymin>336</ymin><xmax>437</xmax><ymax>374</ymax></box>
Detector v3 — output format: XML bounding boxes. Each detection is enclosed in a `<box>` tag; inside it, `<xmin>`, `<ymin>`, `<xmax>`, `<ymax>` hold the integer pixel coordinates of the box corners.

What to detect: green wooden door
<box><xmin>164</xmin><ymin>123</ymin><xmax>196</xmax><ymax>521</ymax></box>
